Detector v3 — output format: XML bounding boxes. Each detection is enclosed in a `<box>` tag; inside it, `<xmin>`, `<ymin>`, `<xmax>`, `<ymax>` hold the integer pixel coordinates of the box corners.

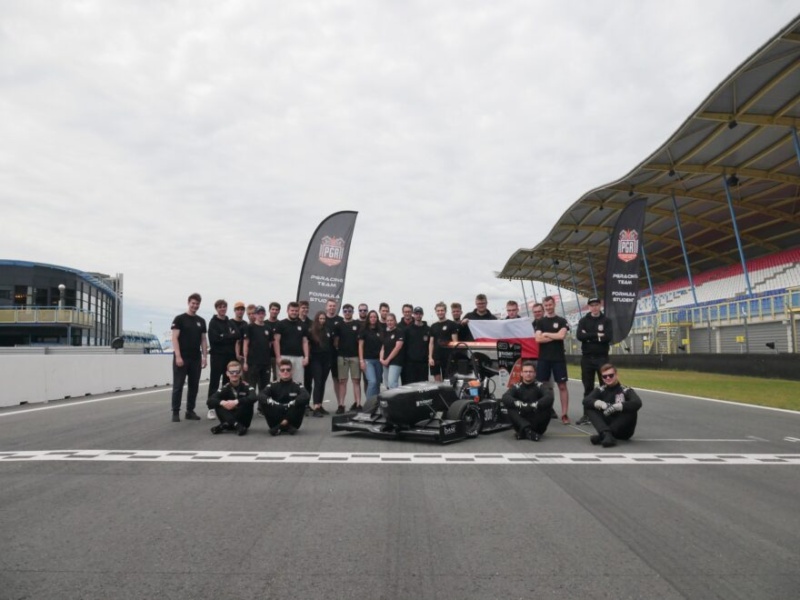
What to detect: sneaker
<box><xmin>601</xmin><ymin>432</ymin><xmax>617</xmax><ymax>448</ymax></box>
<box><xmin>207</xmin><ymin>409</ymin><xmax>217</xmax><ymax>420</ymax></box>
<box><xmin>515</xmin><ymin>427</ymin><xmax>532</xmax><ymax>441</ymax></box>
<box><xmin>210</xmin><ymin>425</ymin><xmax>225</xmax><ymax>435</ymax></box>
<box><xmin>285</xmin><ymin>425</ymin><xmax>298</xmax><ymax>435</ymax></box>
<box><xmin>236</xmin><ymin>424</ymin><xmax>248</xmax><ymax>436</ymax></box>
<box><xmin>336</xmin><ymin>405</ymin><xmax>345</xmax><ymax>415</ymax></box>
<box><xmin>319</xmin><ymin>406</ymin><xmax>331</xmax><ymax>415</ymax></box>
<box><xmin>312</xmin><ymin>409</ymin><xmax>324</xmax><ymax>418</ymax></box>
<box><xmin>529</xmin><ymin>431</ymin><xmax>541</xmax><ymax>442</ymax></box>
<box><xmin>172</xmin><ymin>413</ymin><xmax>180</xmax><ymax>423</ymax></box>
<box><xmin>576</xmin><ymin>415</ymin><xmax>590</xmax><ymax>426</ymax></box>
<box><xmin>590</xmin><ymin>434</ymin><xmax>602</xmax><ymax>446</ymax></box>
<box><xmin>269</xmin><ymin>426</ymin><xmax>281</xmax><ymax>437</ymax></box>
<box><xmin>349</xmin><ymin>402</ymin><xmax>359</xmax><ymax>412</ymax></box>
<box><xmin>185</xmin><ymin>411</ymin><xmax>201</xmax><ymax>421</ymax></box>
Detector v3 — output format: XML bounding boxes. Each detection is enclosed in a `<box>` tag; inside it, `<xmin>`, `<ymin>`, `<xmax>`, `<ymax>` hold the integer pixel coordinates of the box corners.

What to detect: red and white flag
<box><xmin>467</xmin><ymin>320</ymin><xmax>538</xmax><ymax>359</ymax></box>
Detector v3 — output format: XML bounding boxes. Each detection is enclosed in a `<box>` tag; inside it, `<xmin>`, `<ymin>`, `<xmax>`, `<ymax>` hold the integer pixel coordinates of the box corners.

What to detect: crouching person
<box><xmin>258</xmin><ymin>359</ymin><xmax>311</xmax><ymax>436</ymax></box>
<box><xmin>207</xmin><ymin>360</ymin><xmax>256</xmax><ymax>436</ymax></box>
<box><xmin>501</xmin><ymin>360</ymin><xmax>554</xmax><ymax>442</ymax></box>
<box><xmin>582</xmin><ymin>363</ymin><xmax>642</xmax><ymax>448</ymax></box>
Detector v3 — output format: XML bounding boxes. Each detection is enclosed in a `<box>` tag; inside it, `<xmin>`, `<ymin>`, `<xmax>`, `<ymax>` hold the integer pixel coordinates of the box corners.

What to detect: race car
<box><xmin>330</xmin><ymin>345</ymin><xmax>512</xmax><ymax>444</ymax></box>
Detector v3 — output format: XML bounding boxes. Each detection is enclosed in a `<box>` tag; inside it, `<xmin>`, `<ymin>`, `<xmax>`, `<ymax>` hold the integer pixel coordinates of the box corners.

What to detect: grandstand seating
<box><xmin>635</xmin><ymin>249</ymin><xmax>800</xmax><ymax>313</ymax></box>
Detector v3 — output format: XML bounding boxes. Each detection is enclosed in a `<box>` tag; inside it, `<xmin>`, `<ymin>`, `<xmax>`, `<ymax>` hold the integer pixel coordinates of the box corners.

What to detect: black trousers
<box><xmin>502</xmin><ymin>395</ymin><xmax>554</xmax><ymax>435</ymax></box>
<box><xmin>247</xmin><ymin>363</ymin><xmax>270</xmax><ymax>395</ymax></box>
<box><xmin>581</xmin><ymin>354</ymin><xmax>609</xmax><ymax>396</ymax></box>
<box><xmin>310</xmin><ymin>354</ymin><xmax>331</xmax><ymax>406</ymax></box>
<box><xmin>586</xmin><ymin>408</ymin><xmax>638</xmax><ymax>440</ymax></box>
<box><xmin>171</xmin><ymin>357</ymin><xmax>202</xmax><ymax>412</ymax></box>
<box><xmin>404</xmin><ymin>361</ymin><xmax>429</xmax><ymax>384</ymax></box>
<box><xmin>207</xmin><ymin>397</ymin><xmax>255</xmax><ymax>428</ymax></box>
<box><xmin>208</xmin><ymin>353</ymin><xmax>237</xmax><ymax>399</ymax></box>
<box><xmin>261</xmin><ymin>399</ymin><xmax>310</xmax><ymax>429</ymax></box>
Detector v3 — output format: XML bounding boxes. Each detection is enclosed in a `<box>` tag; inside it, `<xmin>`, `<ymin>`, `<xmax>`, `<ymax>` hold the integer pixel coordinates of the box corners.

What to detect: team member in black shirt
<box><xmin>429</xmin><ymin>302</ymin><xmax>458</xmax><ymax>381</ymax></box>
<box><xmin>335</xmin><ymin>304</ymin><xmax>363</xmax><ymax>411</ymax></box>
<box><xmin>575</xmin><ymin>297</ymin><xmax>614</xmax><ymax>425</ymax></box>
<box><xmin>265</xmin><ymin>302</ymin><xmax>281</xmax><ymax>380</ymax></box>
<box><xmin>206</xmin><ymin>299</ymin><xmax>241</xmax><ymax>419</ymax></box>
<box><xmin>324</xmin><ymin>298</ymin><xmax>345</xmax><ymax>409</ymax></box>
<box><xmin>501</xmin><ymin>361</ymin><xmax>555</xmax><ymax>441</ymax></box>
<box><xmin>359</xmin><ymin>310</ymin><xmax>384</xmax><ymax>399</ymax></box>
<box><xmin>403</xmin><ymin>307</ymin><xmax>430</xmax><ymax>383</ymax></box>
<box><xmin>231</xmin><ymin>301</ymin><xmax>248</xmax><ymax>362</ymax></box>
<box><xmin>170</xmin><ymin>293</ymin><xmax>208</xmax><ymax>422</ymax></box>
<box><xmin>299</xmin><ymin>300</ymin><xmax>314</xmax><ymax>396</ymax></box>
<box><xmin>582</xmin><ymin>364</ymin><xmax>642</xmax><ymax>447</ymax></box>
<box><xmin>243</xmin><ymin>306</ymin><xmax>271</xmax><ymax>394</ymax></box>
<box><xmin>207</xmin><ymin>361</ymin><xmax>257</xmax><ymax>436</ymax></box>
<box><xmin>273</xmin><ymin>301</ymin><xmax>309</xmax><ymax>386</ymax></box>
<box><xmin>258</xmin><ymin>359</ymin><xmax>311</xmax><ymax>435</ymax></box>
<box><xmin>308</xmin><ymin>311</ymin><xmax>333</xmax><ymax>417</ymax></box>
<box><xmin>534</xmin><ymin>295</ymin><xmax>571</xmax><ymax>424</ymax></box>
<box><xmin>380</xmin><ymin>313</ymin><xmax>405</xmax><ymax>389</ymax></box>
<box><xmin>459</xmin><ymin>293</ymin><xmax>496</xmax><ymax>341</ymax></box>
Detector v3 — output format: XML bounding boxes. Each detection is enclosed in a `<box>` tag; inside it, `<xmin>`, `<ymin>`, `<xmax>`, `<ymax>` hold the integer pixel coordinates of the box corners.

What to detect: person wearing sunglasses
<box><xmin>582</xmin><ymin>364</ymin><xmax>642</xmax><ymax>448</ymax></box>
<box><xmin>258</xmin><ymin>359</ymin><xmax>311</xmax><ymax>436</ymax></box>
<box><xmin>207</xmin><ymin>361</ymin><xmax>257</xmax><ymax>436</ymax></box>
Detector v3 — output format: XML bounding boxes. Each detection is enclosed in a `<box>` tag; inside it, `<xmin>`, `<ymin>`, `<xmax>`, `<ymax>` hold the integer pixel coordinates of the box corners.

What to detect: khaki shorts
<box><xmin>337</xmin><ymin>355</ymin><xmax>361</xmax><ymax>380</ymax></box>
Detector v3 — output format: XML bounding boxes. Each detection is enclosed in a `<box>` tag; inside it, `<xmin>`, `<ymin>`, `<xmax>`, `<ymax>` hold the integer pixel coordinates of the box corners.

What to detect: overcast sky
<box><xmin>2</xmin><ymin>1</ymin><xmax>797</xmax><ymax>338</ymax></box>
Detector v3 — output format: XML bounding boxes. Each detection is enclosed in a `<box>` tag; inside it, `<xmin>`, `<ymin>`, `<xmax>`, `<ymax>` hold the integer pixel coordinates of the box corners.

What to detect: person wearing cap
<box><xmin>207</xmin><ymin>361</ymin><xmax>257</xmax><ymax>436</ymax></box>
<box><xmin>243</xmin><ymin>305</ymin><xmax>272</xmax><ymax>394</ymax></box>
<box><xmin>582</xmin><ymin>363</ymin><xmax>641</xmax><ymax>447</ymax></box>
<box><xmin>402</xmin><ymin>306</ymin><xmax>431</xmax><ymax>384</ymax></box>
<box><xmin>575</xmin><ymin>297</ymin><xmax>614</xmax><ymax>425</ymax></box>
<box><xmin>206</xmin><ymin>299</ymin><xmax>242</xmax><ymax>420</ymax></box>
<box><xmin>334</xmin><ymin>303</ymin><xmax>363</xmax><ymax>411</ymax></box>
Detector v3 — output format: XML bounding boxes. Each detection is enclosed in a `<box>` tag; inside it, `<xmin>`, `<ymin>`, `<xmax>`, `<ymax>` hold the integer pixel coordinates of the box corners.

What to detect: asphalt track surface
<box><xmin>1</xmin><ymin>378</ymin><xmax>799</xmax><ymax>600</ymax></box>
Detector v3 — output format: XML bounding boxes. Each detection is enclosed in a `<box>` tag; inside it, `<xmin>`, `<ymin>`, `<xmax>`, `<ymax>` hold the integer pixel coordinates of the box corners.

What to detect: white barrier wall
<box><xmin>0</xmin><ymin>354</ymin><xmax>208</xmax><ymax>408</ymax></box>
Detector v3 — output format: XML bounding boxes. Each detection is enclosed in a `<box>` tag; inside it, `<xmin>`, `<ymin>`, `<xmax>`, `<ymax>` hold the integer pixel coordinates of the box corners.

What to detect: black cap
<box><xmin>255</xmin><ymin>305</ymin><xmax>266</xmax><ymax>313</ymax></box>
<box><xmin>413</xmin><ymin>306</ymin><xmax>424</xmax><ymax>314</ymax></box>
<box><xmin>587</xmin><ymin>297</ymin><xmax>601</xmax><ymax>305</ymax></box>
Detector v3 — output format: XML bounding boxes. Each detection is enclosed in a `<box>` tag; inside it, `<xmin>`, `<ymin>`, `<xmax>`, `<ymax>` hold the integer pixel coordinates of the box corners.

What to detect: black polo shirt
<box><xmin>535</xmin><ymin>314</ymin><xmax>569</xmax><ymax>361</ymax></box>
<box><xmin>359</xmin><ymin>327</ymin><xmax>383</xmax><ymax>360</ymax></box>
<box><xmin>335</xmin><ymin>320</ymin><xmax>361</xmax><ymax>357</ymax></box>
<box><xmin>171</xmin><ymin>313</ymin><xmax>206</xmax><ymax>360</ymax></box>
<box><xmin>382</xmin><ymin>327</ymin><xmax>405</xmax><ymax>366</ymax></box>
<box><xmin>276</xmin><ymin>318</ymin><xmax>308</xmax><ymax>356</ymax></box>
<box><xmin>245</xmin><ymin>322</ymin><xmax>271</xmax><ymax>365</ymax></box>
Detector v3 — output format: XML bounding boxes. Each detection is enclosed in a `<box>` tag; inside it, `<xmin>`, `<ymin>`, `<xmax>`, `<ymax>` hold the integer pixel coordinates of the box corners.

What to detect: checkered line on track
<box><xmin>1</xmin><ymin>451</ymin><xmax>800</xmax><ymax>465</ymax></box>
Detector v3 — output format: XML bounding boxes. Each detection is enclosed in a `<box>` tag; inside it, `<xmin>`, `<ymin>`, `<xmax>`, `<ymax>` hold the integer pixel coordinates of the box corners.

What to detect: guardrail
<box><xmin>0</xmin><ymin>307</ymin><xmax>95</xmax><ymax>327</ymax></box>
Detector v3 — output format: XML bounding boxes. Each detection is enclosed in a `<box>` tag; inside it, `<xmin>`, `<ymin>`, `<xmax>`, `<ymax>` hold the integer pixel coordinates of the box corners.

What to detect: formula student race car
<box><xmin>330</xmin><ymin>346</ymin><xmax>513</xmax><ymax>444</ymax></box>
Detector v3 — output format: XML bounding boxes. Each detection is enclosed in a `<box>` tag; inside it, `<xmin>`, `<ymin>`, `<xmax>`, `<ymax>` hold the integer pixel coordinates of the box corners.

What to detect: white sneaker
<box><xmin>207</xmin><ymin>409</ymin><xmax>217</xmax><ymax>420</ymax></box>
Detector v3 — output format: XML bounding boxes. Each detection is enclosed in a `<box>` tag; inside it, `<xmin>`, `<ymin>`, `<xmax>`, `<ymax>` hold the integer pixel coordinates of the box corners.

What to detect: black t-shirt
<box><xmin>276</xmin><ymin>318</ymin><xmax>308</xmax><ymax>356</ymax></box>
<box><xmin>335</xmin><ymin>320</ymin><xmax>361</xmax><ymax>357</ymax></box>
<box><xmin>359</xmin><ymin>327</ymin><xmax>383</xmax><ymax>360</ymax></box>
<box><xmin>430</xmin><ymin>320</ymin><xmax>458</xmax><ymax>347</ymax></box>
<box><xmin>403</xmin><ymin>323</ymin><xmax>430</xmax><ymax>362</ymax></box>
<box><xmin>171</xmin><ymin>313</ymin><xmax>207</xmax><ymax>360</ymax></box>
<box><xmin>381</xmin><ymin>327</ymin><xmax>405</xmax><ymax>366</ymax></box>
<box><xmin>232</xmin><ymin>318</ymin><xmax>248</xmax><ymax>341</ymax></box>
<box><xmin>245</xmin><ymin>323</ymin><xmax>271</xmax><ymax>365</ymax></box>
<box><xmin>309</xmin><ymin>327</ymin><xmax>332</xmax><ymax>355</ymax></box>
<box><xmin>535</xmin><ymin>314</ymin><xmax>569</xmax><ymax>361</ymax></box>
<box><xmin>265</xmin><ymin>319</ymin><xmax>280</xmax><ymax>338</ymax></box>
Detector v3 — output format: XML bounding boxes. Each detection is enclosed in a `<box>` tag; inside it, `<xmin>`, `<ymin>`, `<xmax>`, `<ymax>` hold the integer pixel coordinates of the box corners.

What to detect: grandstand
<box><xmin>496</xmin><ymin>15</ymin><xmax>800</xmax><ymax>355</ymax></box>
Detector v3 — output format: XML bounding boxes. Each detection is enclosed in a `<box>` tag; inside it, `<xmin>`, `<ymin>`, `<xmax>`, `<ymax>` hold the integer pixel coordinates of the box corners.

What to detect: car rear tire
<box><xmin>446</xmin><ymin>400</ymin><xmax>483</xmax><ymax>438</ymax></box>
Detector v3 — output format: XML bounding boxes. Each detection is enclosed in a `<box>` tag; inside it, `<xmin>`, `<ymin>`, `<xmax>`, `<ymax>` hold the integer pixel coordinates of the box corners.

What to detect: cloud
<box><xmin>1</xmin><ymin>0</ymin><xmax>797</xmax><ymax>337</ymax></box>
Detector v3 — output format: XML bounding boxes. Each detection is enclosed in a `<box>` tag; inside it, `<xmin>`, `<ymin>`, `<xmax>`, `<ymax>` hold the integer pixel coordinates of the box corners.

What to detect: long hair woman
<box><xmin>359</xmin><ymin>310</ymin><xmax>384</xmax><ymax>399</ymax></box>
<box><xmin>308</xmin><ymin>311</ymin><xmax>332</xmax><ymax>416</ymax></box>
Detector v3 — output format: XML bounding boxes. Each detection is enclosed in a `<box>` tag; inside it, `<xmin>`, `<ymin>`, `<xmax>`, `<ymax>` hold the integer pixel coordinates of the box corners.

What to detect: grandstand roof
<box><xmin>498</xmin><ymin>15</ymin><xmax>800</xmax><ymax>298</ymax></box>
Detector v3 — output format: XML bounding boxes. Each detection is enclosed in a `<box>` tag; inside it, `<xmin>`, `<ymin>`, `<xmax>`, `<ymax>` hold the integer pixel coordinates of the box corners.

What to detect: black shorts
<box><xmin>536</xmin><ymin>359</ymin><xmax>568</xmax><ymax>383</ymax></box>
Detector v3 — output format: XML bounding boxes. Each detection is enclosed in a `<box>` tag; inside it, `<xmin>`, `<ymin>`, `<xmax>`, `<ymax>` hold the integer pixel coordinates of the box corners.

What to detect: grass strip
<box><xmin>617</xmin><ymin>368</ymin><xmax>800</xmax><ymax>411</ymax></box>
